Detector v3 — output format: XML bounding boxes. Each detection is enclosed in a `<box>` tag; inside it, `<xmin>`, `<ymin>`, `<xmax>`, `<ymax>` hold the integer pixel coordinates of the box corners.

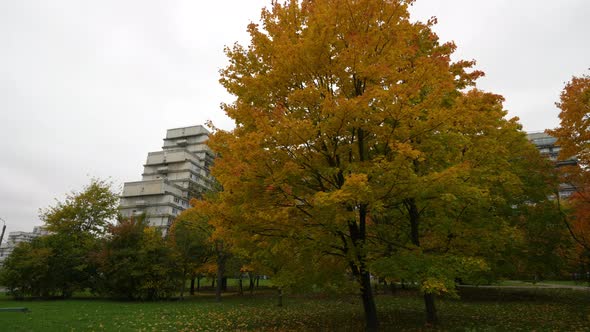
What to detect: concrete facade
<box><xmin>527</xmin><ymin>132</ymin><xmax>577</xmax><ymax>198</ymax></box>
<box><xmin>119</xmin><ymin>125</ymin><xmax>214</xmax><ymax>234</ymax></box>
<box><xmin>0</xmin><ymin>226</ymin><xmax>49</xmax><ymax>265</ymax></box>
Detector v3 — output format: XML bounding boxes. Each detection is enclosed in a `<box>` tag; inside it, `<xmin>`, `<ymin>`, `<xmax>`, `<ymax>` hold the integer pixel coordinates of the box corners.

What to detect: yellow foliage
<box><xmin>421</xmin><ymin>278</ymin><xmax>449</xmax><ymax>295</ymax></box>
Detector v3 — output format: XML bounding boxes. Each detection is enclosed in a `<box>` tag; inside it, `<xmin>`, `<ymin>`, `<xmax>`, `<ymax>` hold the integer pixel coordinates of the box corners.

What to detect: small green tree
<box><xmin>169</xmin><ymin>202</ymin><xmax>214</xmax><ymax>299</ymax></box>
<box><xmin>0</xmin><ymin>240</ymin><xmax>51</xmax><ymax>298</ymax></box>
<box><xmin>40</xmin><ymin>178</ymin><xmax>119</xmax><ymax>236</ymax></box>
<box><xmin>0</xmin><ymin>179</ymin><xmax>118</xmax><ymax>298</ymax></box>
<box><xmin>515</xmin><ymin>202</ymin><xmax>572</xmax><ymax>280</ymax></box>
<box><xmin>96</xmin><ymin>217</ymin><xmax>177</xmax><ymax>300</ymax></box>
<box><xmin>0</xmin><ymin>232</ymin><xmax>100</xmax><ymax>298</ymax></box>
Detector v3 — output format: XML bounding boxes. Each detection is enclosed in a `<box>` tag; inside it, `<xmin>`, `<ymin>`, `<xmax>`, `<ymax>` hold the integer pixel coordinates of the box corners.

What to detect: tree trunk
<box><xmin>342</xmin><ymin>198</ymin><xmax>379</xmax><ymax>331</ymax></box>
<box><xmin>360</xmin><ymin>270</ymin><xmax>379</xmax><ymax>332</ymax></box>
<box><xmin>249</xmin><ymin>273</ymin><xmax>255</xmax><ymax>294</ymax></box>
<box><xmin>424</xmin><ymin>293</ymin><xmax>438</xmax><ymax>325</ymax></box>
<box><xmin>216</xmin><ymin>262</ymin><xmax>225</xmax><ymax>302</ymax></box>
<box><xmin>180</xmin><ymin>280</ymin><xmax>185</xmax><ymax>300</ymax></box>
<box><xmin>351</xmin><ymin>203</ymin><xmax>379</xmax><ymax>332</ymax></box>
<box><xmin>180</xmin><ymin>269</ymin><xmax>186</xmax><ymax>300</ymax></box>
<box><xmin>346</xmin><ymin>247</ymin><xmax>379</xmax><ymax>331</ymax></box>
<box><xmin>277</xmin><ymin>288</ymin><xmax>283</xmax><ymax>307</ymax></box>
<box><xmin>190</xmin><ymin>277</ymin><xmax>195</xmax><ymax>295</ymax></box>
<box><xmin>211</xmin><ymin>278</ymin><xmax>215</xmax><ymax>288</ymax></box>
<box><xmin>221</xmin><ymin>277</ymin><xmax>228</xmax><ymax>292</ymax></box>
<box><xmin>216</xmin><ymin>240</ymin><xmax>226</xmax><ymax>302</ymax></box>
<box><xmin>197</xmin><ymin>276</ymin><xmax>201</xmax><ymax>292</ymax></box>
<box><xmin>406</xmin><ymin>198</ymin><xmax>439</xmax><ymax>325</ymax></box>
<box><xmin>238</xmin><ymin>277</ymin><xmax>243</xmax><ymax>295</ymax></box>
<box><xmin>256</xmin><ymin>275</ymin><xmax>260</xmax><ymax>288</ymax></box>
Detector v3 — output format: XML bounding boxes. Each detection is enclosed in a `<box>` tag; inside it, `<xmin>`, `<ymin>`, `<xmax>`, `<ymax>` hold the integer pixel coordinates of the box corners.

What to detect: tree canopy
<box><xmin>39</xmin><ymin>178</ymin><xmax>119</xmax><ymax>236</ymax></box>
<box><xmin>548</xmin><ymin>73</ymin><xmax>590</xmax><ymax>270</ymax></box>
<box><xmin>548</xmin><ymin>74</ymin><xmax>590</xmax><ymax>167</ymax></box>
<box><xmin>1</xmin><ymin>178</ymin><xmax>119</xmax><ymax>298</ymax></box>
<box><xmin>208</xmin><ymin>0</ymin><xmax>552</xmax><ymax>328</ymax></box>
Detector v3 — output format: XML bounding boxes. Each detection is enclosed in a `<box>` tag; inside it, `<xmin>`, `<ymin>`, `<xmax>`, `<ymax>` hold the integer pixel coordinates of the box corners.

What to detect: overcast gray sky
<box><xmin>1</xmin><ymin>0</ymin><xmax>588</xmax><ymax>234</ymax></box>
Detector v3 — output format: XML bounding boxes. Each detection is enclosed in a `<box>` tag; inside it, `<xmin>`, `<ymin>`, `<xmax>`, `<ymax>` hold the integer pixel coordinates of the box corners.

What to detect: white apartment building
<box><xmin>0</xmin><ymin>226</ymin><xmax>49</xmax><ymax>264</ymax></box>
<box><xmin>527</xmin><ymin>132</ymin><xmax>577</xmax><ymax>198</ymax></box>
<box><xmin>119</xmin><ymin>125</ymin><xmax>215</xmax><ymax>235</ymax></box>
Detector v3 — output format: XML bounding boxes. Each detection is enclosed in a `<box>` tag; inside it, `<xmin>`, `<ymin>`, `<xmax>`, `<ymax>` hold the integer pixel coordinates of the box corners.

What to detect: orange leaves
<box><xmin>547</xmin><ymin>73</ymin><xmax>590</xmax><ymax>266</ymax></box>
<box><xmin>549</xmin><ymin>73</ymin><xmax>590</xmax><ymax>166</ymax></box>
<box><xmin>206</xmin><ymin>3</ymin><xmax>556</xmax><ymax>323</ymax></box>
<box><xmin>567</xmin><ymin>190</ymin><xmax>590</xmax><ymax>255</ymax></box>
<box><xmin>391</xmin><ymin>141</ymin><xmax>423</xmax><ymax>161</ymax></box>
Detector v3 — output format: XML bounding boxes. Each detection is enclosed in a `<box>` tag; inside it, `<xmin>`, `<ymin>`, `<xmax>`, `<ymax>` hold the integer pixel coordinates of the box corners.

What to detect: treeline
<box><xmin>1</xmin><ymin>177</ymin><xmax>578</xmax><ymax>299</ymax></box>
<box><xmin>0</xmin><ymin>179</ymin><xmax>252</xmax><ymax>300</ymax></box>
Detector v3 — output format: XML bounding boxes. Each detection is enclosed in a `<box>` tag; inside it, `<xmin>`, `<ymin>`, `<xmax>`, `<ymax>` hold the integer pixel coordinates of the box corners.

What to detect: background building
<box><xmin>527</xmin><ymin>131</ymin><xmax>577</xmax><ymax>198</ymax></box>
<box><xmin>119</xmin><ymin>125</ymin><xmax>215</xmax><ymax>235</ymax></box>
<box><xmin>0</xmin><ymin>226</ymin><xmax>49</xmax><ymax>265</ymax></box>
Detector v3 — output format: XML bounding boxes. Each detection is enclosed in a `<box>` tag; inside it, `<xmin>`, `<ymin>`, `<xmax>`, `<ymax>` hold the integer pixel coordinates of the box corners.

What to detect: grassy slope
<box><xmin>0</xmin><ymin>288</ymin><xmax>588</xmax><ymax>331</ymax></box>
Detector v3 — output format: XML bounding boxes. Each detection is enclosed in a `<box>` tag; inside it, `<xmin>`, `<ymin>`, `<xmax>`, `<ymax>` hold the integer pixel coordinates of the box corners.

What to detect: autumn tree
<box><xmin>95</xmin><ymin>217</ymin><xmax>177</xmax><ymax>300</ymax></box>
<box><xmin>513</xmin><ymin>201</ymin><xmax>572</xmax><ymax>280</ymax></box>
<box><xmin>548</xmin><ymin>74</ymin><xmax>590</xmax><ymax>168</ymax></box>
<box><xmin>367</xmin><ymin>89</ymin><xmax>557</xmax><ymax>322</ymax></box>
<box><xmin>548</xmin><ymin>73</ymin><xmax>590</xmax><ymax>273</ymax></box>
<box><xmin>0</xmin><ymin>179</ymin><xmax>120</xmax><ymax>298</ymax></box>
<box><xmin>568</xmin><ymin>190</ymin><xmax>590</xmax><ymax>271</ymax></box>
<box><xmin>227</xmin><ymin>214</ymin><xmax>349</xmax><ymax>305</ymax></box>
<box><xmin>0</xmin><ymin>239</ymin><xmax>51</xmax><ymax>298</ymax></box>
<box><xmin>183</xmin><ymin>196</ymin><xmax>239</xmax><ymax>302</ymax></box>
<box><xmin>169</xmin><ymin>199</ymin><xmax>214</xmax><ymax>299</ymax></box>
<box><xmin>40</xmin><ymin>178</ymin><xmax>119</xmax><ymax>236</ymax></box>
<box><xmin>0</xmin><ymin>232</ymin><xmax>107</xmax><ymax>298</ymax></box>
<box><xmin>210</xmin><ymin>0</ymin><xmax>543</xmax><ymax>329</ymax></box>
<box><xmin>42</xmin><ymin>178</ymin><xmax>119</xmax><ymax>295</ymax></box>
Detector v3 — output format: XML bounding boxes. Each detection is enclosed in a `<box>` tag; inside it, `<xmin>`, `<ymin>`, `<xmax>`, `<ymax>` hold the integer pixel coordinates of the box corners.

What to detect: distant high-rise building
<box><xmin>527</xmin><ymin>132</ymin><xmax>577</xmax><ymax>198</ymax></box>
<box><xmin>119</xmin><ymin>125</ymin><xmax>215</xmax><ymax>234</ymax></box>
<box><xmin>0</xmin><ymin>226</ymin><xmax>49</xmax><ymax>265</ymax></box>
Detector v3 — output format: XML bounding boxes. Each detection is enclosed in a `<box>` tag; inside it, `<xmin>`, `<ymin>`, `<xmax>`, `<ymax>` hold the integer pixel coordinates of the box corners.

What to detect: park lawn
<box><xmin>0</xmin><ymin>288</ymin><xmax>588</xmax><ymax>331</ymax></box>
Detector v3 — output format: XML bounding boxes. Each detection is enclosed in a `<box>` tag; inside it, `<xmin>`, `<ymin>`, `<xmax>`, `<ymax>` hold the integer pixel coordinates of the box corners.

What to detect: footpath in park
<box><xmin>460</xmin><ymin>281</ymin><xmax>590</xmax><ymax>291</ymax></box>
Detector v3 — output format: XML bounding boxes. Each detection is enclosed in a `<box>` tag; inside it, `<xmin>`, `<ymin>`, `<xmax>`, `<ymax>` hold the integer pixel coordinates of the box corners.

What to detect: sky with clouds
<box><xmin>1</xmin><ymin>0</ymin><xmax>588</xmax><ymax>234</ymax></box>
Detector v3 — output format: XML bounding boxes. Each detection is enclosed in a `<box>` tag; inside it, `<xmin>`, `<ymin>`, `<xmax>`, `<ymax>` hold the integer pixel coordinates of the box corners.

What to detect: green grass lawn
<box><xmin>0</xmin><ymin>287</ymin><xmax>588</xmax><ymax>331</ymax></box>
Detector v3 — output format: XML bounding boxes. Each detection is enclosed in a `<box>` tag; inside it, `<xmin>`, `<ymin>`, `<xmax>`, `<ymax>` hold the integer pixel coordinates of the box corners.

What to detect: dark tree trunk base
<box><xmin>360</xmin><ymin>272</ymin><xmax>379</xmax><ymax>332</ymax></box>
<box><xmin>277</xmin><ymin>288</ymin><xmax>283</xmax><ymax>307</ymax></box>
<box><xmin>424</xmin><ymin>293</ymin><xmax>438</xmax><ymax>325</ymax></box>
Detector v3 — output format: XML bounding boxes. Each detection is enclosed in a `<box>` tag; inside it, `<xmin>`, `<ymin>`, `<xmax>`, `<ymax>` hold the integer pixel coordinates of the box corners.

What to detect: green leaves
<box><xmin>40</xmin><ymin>178</ymin><xmax>118</xmax><ymax>236</ymax></box>
<box><xmin>96</xmin><ymin>218</ymin><xmax>178</xmax><ymax>300</ymax></box>
<box><xmin>0</xmin><ymin>179</ymin><xmax>119</xmax><ymax>298</ymax></box>
<box><xmin>372</xmin><ymin>252</ymin><xmax>489</xmax><ymax>297</ymax></box>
